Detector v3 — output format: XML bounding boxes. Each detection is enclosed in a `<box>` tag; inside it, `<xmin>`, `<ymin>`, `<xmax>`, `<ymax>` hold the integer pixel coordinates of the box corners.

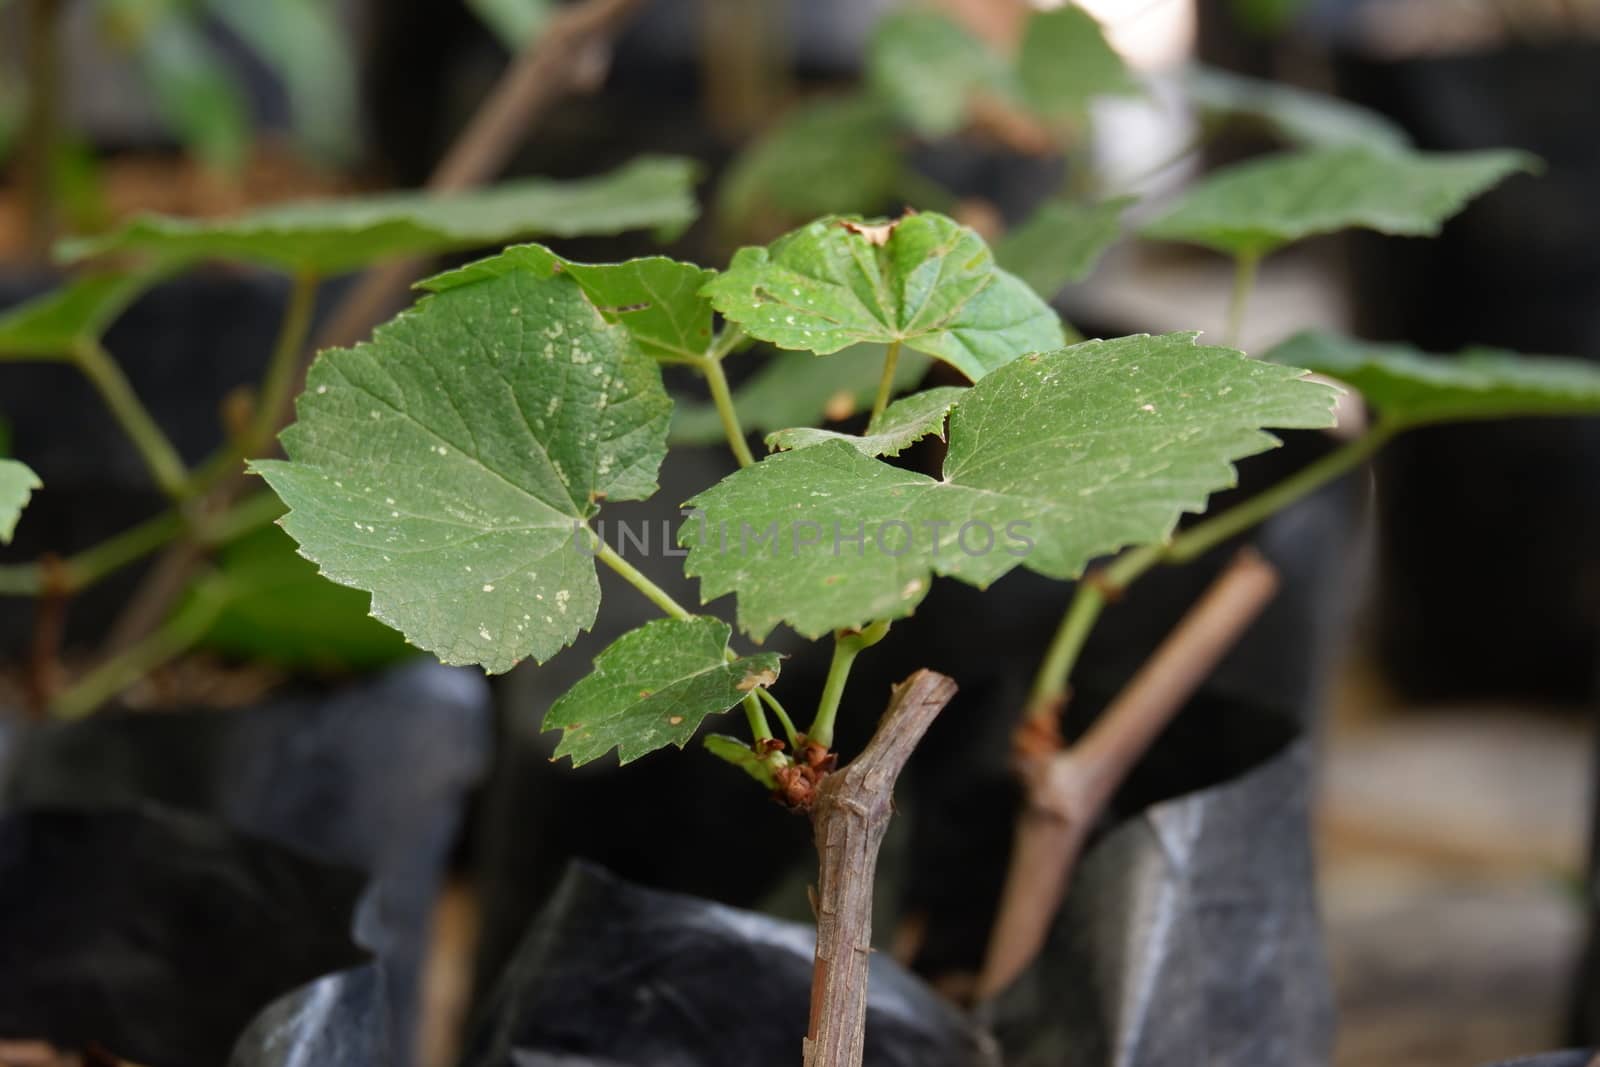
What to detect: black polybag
<box><xmin>459</xmin><ymin>862</ymin><xmax>995</xmax><ymax>1067</ymax></box>
<box><xmin>990</xmin><ymin>735</ymin><xmax>1333</xmax><ymax>1067</ymax></box>
<box><xmin>0</xmin><ymin>804</ymin><xmax>368</xmax><ymax>1066</ymax></box>
<box><xmin>1</xmin><ymin>659</ymin><xmax>492</xmax><ymax>1065</ymax></box>
<box><xmin>227</xmin><ymin>964</ymin><xmax>391</xmax><ymax>1067</ymax></box>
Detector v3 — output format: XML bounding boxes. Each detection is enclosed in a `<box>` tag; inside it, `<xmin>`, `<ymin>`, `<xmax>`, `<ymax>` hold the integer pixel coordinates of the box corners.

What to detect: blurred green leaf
<box><xmin>466</xmin><ymin>0</ymin><xmax>552</xmax><ymax>49</ymax></box>
<box><xmin>1230</xmin><ymin>0</ymin><xmax>1307</xmax><ymax>35</ymax></box>
<box><xmin>207</xmin><ymin>0</ymin><xmax>359</xmax><ymax>166</ymax></box>
<box><xmin>1266</xmin><ymin>330</ymin><xmax>1600</xmax><ymax>427</ymax></box>
<box><xmin>1183</xmin><ymin>66</ymin><xmax>1410</xmax><ymax>153</ymax></box>
<box><xmin>1142</xmin><ymin>147</ymin><xmax>1538</xmax><ymax>258</ymax></box>
<box><xmin>717</xmin><ymin>96</ymin><xmax>905</xmax><ymax>239</ymax></box>
<box><xmin>194</xmin><ymin>524</ymin><xmax>416</xmax><ymax>670</ymax></box>
<box><xmin>0</xmin><ymin>270</ymin><xmax>166</xmax><ymax>357</ymax></box>
<box><xmin>996</xmin><ymin>196</ymin><xmax>1129</xmax><ymax>298</ymax></box>
<box><xmin>61</xmin><ymin>157</ymin><xmax>701</xmax><ymax>274</ymax></box>
<box><xmin>867</xmin><ymin>9</ymin><xmax>1009</xmax><ymax>138</ymax></box>
<box><xmin>1016</xmin><ymin>5</ymin><xmax>1140</xmax><ymax>123</ymax></box>
<box><xmin>137</xmin><ymin>12</ymin><xmax>251</xmax><ymax>171</ymax></box>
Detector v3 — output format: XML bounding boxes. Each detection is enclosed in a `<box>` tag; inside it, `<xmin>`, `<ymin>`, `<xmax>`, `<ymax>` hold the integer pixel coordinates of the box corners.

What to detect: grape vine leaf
<box><xmin>192</xmin><ymin>525</ymin><xmax>416</xmax><ymax>671</ymax></box>
<box><xmin>867</xmin><ymin>9</ymin><xmax>1008</xmax><ymax>137</ymax></box>
<box><xmin>1182</xmin><ymin>66</ymin><xmax>1410</xmax><ymax>153</ymax></box>
<box><xmin>1142</xmin><ymin>146</ymin><xmax>1538</xmax><ymax>257</ymax></box>
<box><xmin>682</xmin><ymin>333</ymin><xmax>1338</xmax><ymax>640</ymax></box>
<box><xmin>1016</xmin><ymin>5</ymin><xmax>1141</xmax><ymax>122</ymax></box>
<box><xmin>702</xmin><ymin>212</ymin><xmax>1065</xmax><ymax>382</ymax></box>
<box><xmin>421</xmin><ymin>245</ymin><xmax>715</xmax><ymax>364</ymax></box>
<box><xmin>0</xmin><ymin>459</ymin><xmax>40</xmax><ymax>544</ymax></box>
<box><xmin>766</xmin><ymin>386</ymin><xmax>965</xmax><ymax>458</ymax></box>
<box><xmin>543</xmin><ymin>616</ymin><xmax>783</xmax><ymax>766</ymax></box>
<box><xmin>0</xmin><ymin>271</ymin><xmax>166</xmax><ymax>357</ymax></box>
<box><xmin>670</xmin><ymin>346</ymin><xmax>934</xmax><ymax>446</ymax></box>
<box><xmin>1266</xmin><ymin>330</ymin><xmax>1600</xmax><ymax>426</ymax></box>
<box><xmin>60</xmin><ymin>157</ymin><xmax>700</xmax><ymax>275</ymax></box>
<box><xmin>995</xmin><ymin>197</ymin><xmax>1130</xmax><ymax>299</ymax></box>
<box><xmin>716</xmin><ymin>96</ymin><xmax>906</xmax><ymax>240</ymax></box>
<box><xmin>252</xmin><ymin>270</ymin><xmax>672</xmax><ymax>674</ymax></box>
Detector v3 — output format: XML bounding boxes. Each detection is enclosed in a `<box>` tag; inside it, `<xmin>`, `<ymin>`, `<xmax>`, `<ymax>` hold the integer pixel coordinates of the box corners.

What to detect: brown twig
<box><xmin>309</xmin><ymin>0</ymin><xmax>644</xmax><ymax>357</ymax></box>
<box><xmin>19</xmin><ymin>0</ymin><xmax>62</xmax><ymax>262</ymax></box>
<box><xmin>976</xmin><ymin>547</ymin><xmax>1279</xmax><ymax>1001</ymax></box>
<box><xmin>95</xmin><ymin>0</ymin><xmax>646</xmax><ymax>670</ymax></box>
<box><xmin>805</xmin><ymin>669</ymin><xmax>958</xmax><ymax>1067</ymax></box>
<box><xmin>23</xmin><ymin>553</ymin><xmax>69</xmax><ymax>716</ymax></box>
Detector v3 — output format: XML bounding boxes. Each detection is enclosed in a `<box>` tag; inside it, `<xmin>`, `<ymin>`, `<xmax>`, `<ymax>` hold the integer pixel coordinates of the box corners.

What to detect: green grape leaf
<box><xmin>1142</xmin><ymin>146</ymin><xmax>1538</xmax><ymax>258</ymax></box>
<box><xmin>208</xmin><ymin>0</ymin><xmax>359</xmax><ymax>166</ymax></box>
<box><xmin>137</xmin><ymin>13</ymin><xmax>250</xmax><ymax>171</ymax></box>
<box><xmin>0</xmin><ymin>271</ymin><xmax>163</xmax><ymax>357</ymax></box>
<box><xmin>703</xmin><ymin>733</ymin><xmax>779</xmax><ymax>789</ymax></box>
<box><xmin>1182</xmin><ymin>66</ymin><xmax>1410</xmax><ymax>153</ymax></box>
<box><xmin>683</xmin><ymin>333</ymin><xmax>1338</xmax><ymax>640</ymax></box>
<box><xmin>1266</xmin><ymin>330</ymin><xmax>1600</xmax><ymax>427</ymax></box>
<box><xmin>702</xmin><ymin>212</ymin><xmax>1065</xmax><ymax>382</ymax></box>
<box><xmin>543</xmin><ymin>616</ymin><xmax>783</xmax><ymax>766</ymax></box>
<box><xmin>193</xmin><ymin>524</ymin><xmax>416</xmax><ymax>670</ymax></box>
<box><xmin>1016</xmin><ymin>5</ymin><xmax>1140</xmax><ymax>122</ymax></box>
<box><xmin>716</xmin><ymin>96</ymin><xmax>905</xmax><ymax>239</ymax></box>
<box><xmin>421</xmin><ymin>244</ymin><xmax>715</xmax><ymax>363</ymax></box>
<box><xmin>766</xmin><ymin>386</ymin><xmax>965</xmax><ymax>458</ymax></box>
<box><xmin>0</xmin><ymin>458</ymin><xmax>40</xmax><ymax>544</ymax></box>
<box><xmin>467</xmin><ymin>0</ymin><xmax>552</xmax><ymax>49</ymax></box>
<box><xmin>61</xmin><ymin>157</ymin><xmax>700</xmax><ymax>274</ymax></box>
<box><xmin>867</xmin><ymin>10</ymin><xmax>1008</xmax><ymax>137</ymax></box>
<box><xmin>670</xmin><ymin>346</ymin><xmax>934</xmax><ymax>446</ymax></box>
<box><xmin>996</xmin><ymin>197</ymin><xmax>1130</xmax><ymax>298</ymax></box>
<box><xmin>252</xmin><ymin>270</ymin><xmax>672</xmax><ymax>674</ymax></box>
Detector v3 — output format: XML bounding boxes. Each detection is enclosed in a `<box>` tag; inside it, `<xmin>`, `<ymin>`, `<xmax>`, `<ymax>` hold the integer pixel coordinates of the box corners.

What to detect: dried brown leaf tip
<box><xmin>839</xmin><ymin>219</ymin><xmax>898</xmax><ymax>246</ymax></box>
<box><xmin>736</xmin><ymin>667</ymin><xmax>779</xmax><ymax>692</ymax></box>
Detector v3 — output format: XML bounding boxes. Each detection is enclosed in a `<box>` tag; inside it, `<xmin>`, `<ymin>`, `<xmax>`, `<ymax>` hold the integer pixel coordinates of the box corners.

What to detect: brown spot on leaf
<box><xmin>668</xmin><ymin>715</ymin><xmax>684</xmax><ymax>725</ymax></box>
<box><xmin>838</xmin><ymin>217</ymin><xmax>901</xmax><ymax>246</ymax></box>
<box><xmin>736</xmin><ymin>667</ymin><xmax>779</xmax><ymax>692</ymax></box>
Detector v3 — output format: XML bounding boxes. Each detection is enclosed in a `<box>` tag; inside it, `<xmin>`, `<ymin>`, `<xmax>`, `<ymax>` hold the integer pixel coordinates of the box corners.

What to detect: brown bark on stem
<box><xmin>804</xmin><ymin>669</ymin><xmax>958</xmax><ymax>1067</ymax></box>
<box><xmin>977</xmin><ymin>547</ymin><xmax>1280</xmax><ymax>1000</ymax></box>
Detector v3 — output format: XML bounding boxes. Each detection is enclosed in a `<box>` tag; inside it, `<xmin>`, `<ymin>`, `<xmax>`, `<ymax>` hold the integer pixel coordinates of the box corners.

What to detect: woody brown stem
<box><xmin>977</xmin><ymin>547</ymin><xmax>1279</xmax><ymax>1000</ymax></box>
<box><xmin>804</xmin><ymin>669</ymin><xmax>958</xmax><ymax>1067</ymax></box>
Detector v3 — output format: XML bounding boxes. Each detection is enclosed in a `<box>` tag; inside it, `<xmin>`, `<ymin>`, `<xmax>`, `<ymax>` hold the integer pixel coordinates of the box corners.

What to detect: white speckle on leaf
<box><xmin>1141</xmin><ymin>404</ymin><xmax>1156</xmax><ymax>413</ymax></box>
<box><xmin>436</xmin><ymin>446</ymin><xmax>448</xmax><ymax>456</ymax></box>
<box><xmin>555</xmin><ymin>590</ymin><xmax>571</xmax><ymax>613</ymax></box>
<box><xmin>509</xmin><ymin>307</ymin><xmax>521</xmax><ymax>316</ymax></box>
<box><xmin>479</xmin><ymin>625</ymin><xmax>493</xmax><ymax>641</ymax></box>
<box><xmin>483</xmin><ymin>584</ymin><xmax>495</xmax><ymax>592</ymax></box>
<box><xmin>316</xmin><ymin>385</ymin><xmax>328</xmax><ymax>395</ymax></box>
